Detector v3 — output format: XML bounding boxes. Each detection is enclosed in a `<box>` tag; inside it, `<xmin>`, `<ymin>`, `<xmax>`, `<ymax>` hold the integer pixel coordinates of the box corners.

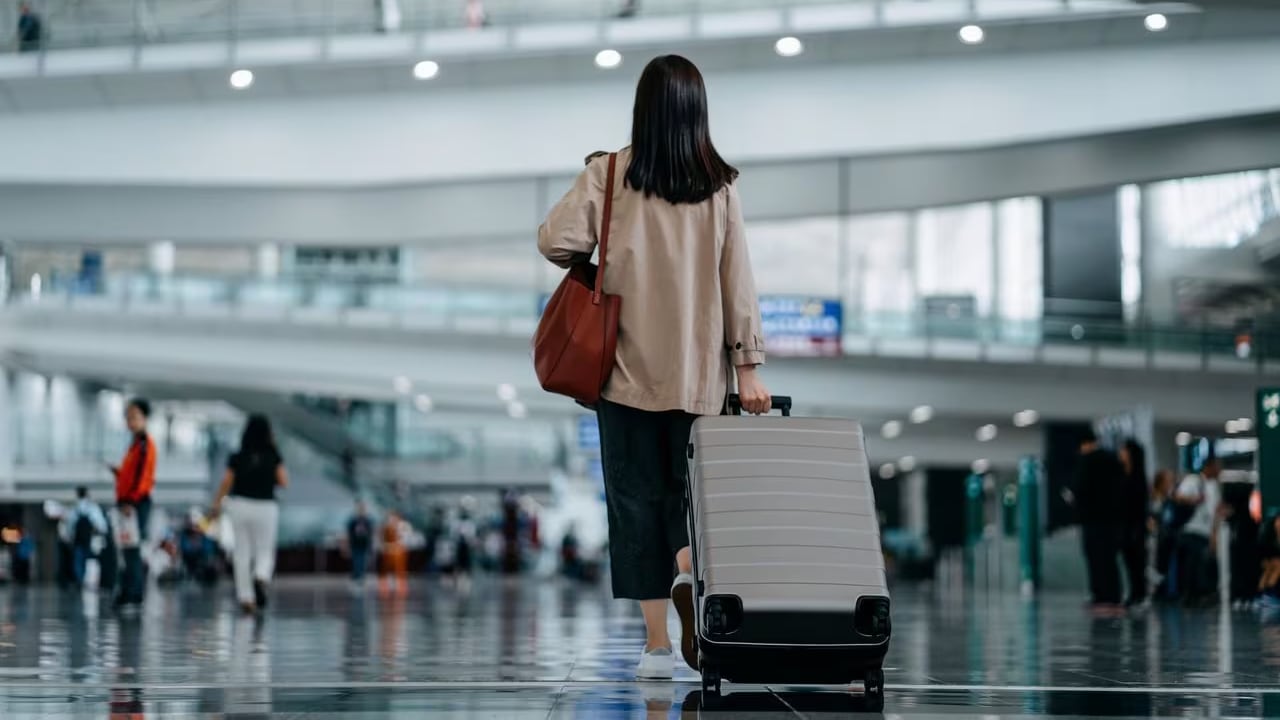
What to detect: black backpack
<box><xmin>73</xmin><ymin>512</ymin><xmax>96</xmax><ymax>548</ymax></box>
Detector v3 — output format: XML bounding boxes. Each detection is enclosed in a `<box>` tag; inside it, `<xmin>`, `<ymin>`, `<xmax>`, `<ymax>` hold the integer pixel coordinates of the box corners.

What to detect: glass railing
<box><xmin>6</xmin><ymin>408</ymin><xmax>213</xmax><ymax>467</ymax></box>
<box><xmin>8</xmin><ymin>271</ymin><xmax>1278</xmax><ymax>366</ymax></box>
<box><xmin>5</xmin><ymin>0</ymin><xmax>884</xmax><ymax>53</ymax></box>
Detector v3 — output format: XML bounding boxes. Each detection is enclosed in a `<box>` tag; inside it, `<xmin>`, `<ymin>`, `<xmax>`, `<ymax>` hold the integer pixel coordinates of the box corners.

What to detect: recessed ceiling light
<box><xmin>508</xmin><ymin>401</ymin><xmax>528</xmax><ymax>420</ymax></box>
<box><xmin>774</xmin><ymin>36</ymin><xmax>804</xmax><ymax>57</ymax></box>
<box><xmin>1013</xmin><ymin>410</ymin><xmax>1040</xmax><ymax>428</ymax></box>
<box><xmin>595</xmin><ymin>49</ymin><xmax>622</xmax><ymax>69</ymax></box>
<box><xmin>976</xmin><ymin>424</ymin><xmax>998</xmax><ymax>442</ymax></box>
<box><xmin>497</xmin><ymin>383</ymin><xmax>518</xmax><ymax>402</ymax></box>
<box><xmin>971</xmin><ymin>458</ymin><xmax>990</xmax><ymax>474</ymax></box>
<box><xmin>392</xmin><ymin>376</ymin><xmax>412</xmax><ymax>395</ymax></box>
<box><xmin>229</xmin><ymin>69</ymin><xmax>254</xmax><ymax>89</ymax></box>
<box><xmin>898</xmin><ymin>456</ymin><xmax>917</xmax><ymax>473</ymax></box>
<box><xmin>881</xmin><ymin>420</ymin><xmax>903</xmax><ymax>440</ymax></box>
<box><xmin>1175</xmin><ymin>431</ymin><xmax>1192</xmax><ymax>447</ymax></box>
<box><xmin>414</xmin><ymin>394</ymin><xmax>434</xmax><ymax>413</ymax></box>
<box><xmin>958</xmin><ymin>24</ymin><xmax>985</xmax><ymax>45</ymax></box>
<box><xmin>413</xmin><ymin>60</ymin><xmax>440</xmax><ymax>80</ymax></box>
<box><xmin>1144</xmin><ymin>13</ymin><xmax>1169</xmax><ymax>32</ymax></box>
<box><xmin>909</xmin><ymin>405</ymin><xmax>934</xmax><ymax>424</ymax></box>
<box><xmin>1070</xmin><ymin>324</ymin><xmax>1086</xmax><ymax>340</ymax></box>
<box><xmin>878</xmin><ymin>463</ymin><xmax>897</xmax><ymax>480</ymax></box>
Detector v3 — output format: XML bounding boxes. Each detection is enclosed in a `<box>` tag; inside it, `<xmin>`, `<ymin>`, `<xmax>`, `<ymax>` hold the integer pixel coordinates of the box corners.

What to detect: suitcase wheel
<box><xmin>863</xmin><ymin>667</ymin><xmax>885</xmax><ymax>712</ymax></box>
<box><xmin>700</xmin><ymin>665</ymin><xmax>721</xmax><ymax>698</ymax></box>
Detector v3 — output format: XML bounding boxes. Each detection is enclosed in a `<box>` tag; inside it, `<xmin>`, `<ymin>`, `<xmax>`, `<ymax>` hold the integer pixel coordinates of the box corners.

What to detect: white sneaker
<box><xmin>636</xmin><ymin>646</ymin><xmax>674</xmax><ymax>681</ymax></box>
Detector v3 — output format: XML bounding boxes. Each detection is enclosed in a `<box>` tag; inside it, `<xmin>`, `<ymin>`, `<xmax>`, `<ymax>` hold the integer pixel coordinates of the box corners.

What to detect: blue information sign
<box><xmin>759</xmin><ymin>297</ymin><xmax>843</xmax><ymax>357</ymax></box>
<box><xmin>577</xmin><ymin>415</ymin><xmax>601</xmax><ymax>453</ymax></box>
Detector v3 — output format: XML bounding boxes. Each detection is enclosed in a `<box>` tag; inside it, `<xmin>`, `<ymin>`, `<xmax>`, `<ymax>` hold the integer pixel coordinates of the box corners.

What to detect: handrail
<box><xmin>6</xmin><ymin>271</ymin><xmax>1277</xmax><ymax>368</ymax></box>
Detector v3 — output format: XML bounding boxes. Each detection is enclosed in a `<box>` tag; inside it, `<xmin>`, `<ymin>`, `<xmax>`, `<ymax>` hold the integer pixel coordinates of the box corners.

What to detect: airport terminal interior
<box><xmin>3</xmin><ymin>0</ymin><xmax>1280</xmax><ymax>717</ymax></box>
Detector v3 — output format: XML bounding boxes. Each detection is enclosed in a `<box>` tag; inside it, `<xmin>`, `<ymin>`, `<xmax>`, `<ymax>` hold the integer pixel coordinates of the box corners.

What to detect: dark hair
<box><xmin>1122</xmin><ymin>439</ymin><xmax>1146</xmax><ymax>482</ymax></box>
<box><xmin>627</xmin><ymin>55</ymin><xmax>738</xmax><ymax>204</ymax></box>
<box><xmin>76</xmin><ymin>485</ymin><xmax>88</xmax><ymax>499</ymax></box>
<box><xmin>240</xmin><ymin>414</ymin><xmax>277</xmax><ymax>456</ymax></box>
<box><xmin>128</xmin><ymin>397</ymin><xmax>152</xmax><ymax>418</ymax></box>
<box><xmin>1080</xmin><ymin>428</ymin><xmax>1098</xmax><ymax>446</ymax></box>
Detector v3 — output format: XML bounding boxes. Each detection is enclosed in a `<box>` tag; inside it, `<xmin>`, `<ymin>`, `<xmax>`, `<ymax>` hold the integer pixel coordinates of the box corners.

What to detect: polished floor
<box><xmin>0</xmin><ymin>575</ymin><xmax>1277</xmax><ymax>718</ymax></box>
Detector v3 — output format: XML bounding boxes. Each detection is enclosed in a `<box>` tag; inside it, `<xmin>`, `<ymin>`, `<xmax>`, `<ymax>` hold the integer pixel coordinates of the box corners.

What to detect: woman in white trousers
<box><xmin>212</xmin><ymin>414</ymin><xmax>289</xmax><ymax>614</ymax></box>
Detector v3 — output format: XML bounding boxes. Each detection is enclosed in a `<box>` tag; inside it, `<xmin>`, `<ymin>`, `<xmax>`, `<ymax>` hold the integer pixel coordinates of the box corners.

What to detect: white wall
<box><xmin>1</xmin><ymin>40</ymin><xmax>1279</xmax><ymax>185</ymax></box>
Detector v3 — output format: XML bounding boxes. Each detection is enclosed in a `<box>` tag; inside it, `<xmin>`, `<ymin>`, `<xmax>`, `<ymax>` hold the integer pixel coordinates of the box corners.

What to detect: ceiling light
<box><xmin>774</xmin><ymin>36</ymin><xmax>804</xmax><ymax>58</ymax></box>
<box><xmin>392</xmin><ymin>376</ymin><xmax>412</xmax><ymax>395</ymax></box>
<box><xmin>507</xmin><ymin>401</ymin><xmax>528</xmax><ymax>420</ymax></box>
<box><xmin>898</xmin><ymin>456</ymin><xmax>917</xmax><ymax>473</ymax></box>
<box><xmin>971</xmin><ymin>458</ymin><xmax>990</xmax><ymax>474</ymax></box>
<box><xmin>1070</xmin><ymin>324</ymin><xmax>1085</xmax><ymax>340</ymax></box>
<box><xmin>497</xmin><ymin>383</ymin><xmax>518</xmax><ymax>403</ymax></box>
<box><xmin>229</xmin><ymin>69</ymin><xmax>254</xmax><ymax>89</ymax></box>
<box><xmin>958</xmin><ymin>24</ymin><xmax>985</xmax><ymax>45</ymax></box>
<box><xmin>1144</xmin><ymin>13</ymin><xmax>1169</xmax><ymax>32</ymax></box>
<box><xmin>413</xmin><ymin>60</ymin><xmax>440</xmax><ymax>80</ymax></box>
<box><xmin>1175</xmin><ymin>431</ymin><xmax>1192</xmax><ymax>447</ymax></box>
<box><xmin>1226</xmin><ymin>419</ymin><xmax>1240</xmax><ymax>434</ymax></box>
<box><xmin>976</xmin><ymin>424</ymin><xmax>998</xmax><ymax>443</ymax></box>
<box><xmin>909</xmin><ymin>405</ymin><xmax>934</xmax><ymax>424</ymax></box>
<box><xmin>414</xmin><ymin>394</ymin><xmax>434</xmax><ymax>413</ymax></box>
<box><xmin>1012</xmin><ymin>410</ymin><xmax>1040</xmax><ymax>428</ymax></box>
<box><xmin>595</xmin><ymin>49</ymin><xmax>622</xmax><ymax>69</ymax></box>
<box><xmin>878</xmin><ymin>463</ymin><xmax>897</xmax><ymax>480</ymax></box>
<box><xmin>881</xmin><ymin>420</ymin><xmax>903</xmax><ymax>440</ymax></box>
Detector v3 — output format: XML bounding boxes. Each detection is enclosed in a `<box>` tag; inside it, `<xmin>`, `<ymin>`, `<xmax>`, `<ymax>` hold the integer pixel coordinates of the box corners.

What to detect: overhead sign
<box><xmin>760</xmin><ymin>297</ymin><xmax>843</xmax><ymax>357</ymax></box>
<box><xmin>1260</xmin><ymin>389</ymin><xmax>1280</xmax><ymax>518</ymax></box>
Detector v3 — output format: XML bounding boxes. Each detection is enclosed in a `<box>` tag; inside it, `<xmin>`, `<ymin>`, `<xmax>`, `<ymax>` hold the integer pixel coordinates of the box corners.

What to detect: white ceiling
<box><xmin>2</xmin><ymin>4</ymin><xmax>1278</xmax><ymax>115</ymax></box>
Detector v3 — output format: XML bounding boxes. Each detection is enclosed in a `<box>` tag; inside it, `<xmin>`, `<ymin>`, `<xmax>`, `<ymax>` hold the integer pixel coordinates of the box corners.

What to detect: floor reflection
<box><xmin>0</xmin><ymin>577</ymin><xmax>1277</xmax><ymax>718</ymax></box>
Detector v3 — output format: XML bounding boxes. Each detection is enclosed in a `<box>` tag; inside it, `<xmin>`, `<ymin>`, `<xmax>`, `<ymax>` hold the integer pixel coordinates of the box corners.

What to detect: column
<box><xmin>256</xmin><ymin>243</ymin><xmax>281</xmax><ymax>279</ymax></box>
<box><xmin>0</xmin><ymin>368</ymin><xmax>13</xmax><ymax>496</ymax></box>
<box><xmin>1260</xmin><ymin>388</ymin><xmax>1280</xmax><ymax>518</ymax></box>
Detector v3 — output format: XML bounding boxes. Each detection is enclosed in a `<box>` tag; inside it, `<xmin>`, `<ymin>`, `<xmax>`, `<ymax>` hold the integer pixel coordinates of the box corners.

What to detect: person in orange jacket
<box><xmin>110</xmin><ymin>398</ymin><xmax>156</xmax><ymax>609</ymax></box>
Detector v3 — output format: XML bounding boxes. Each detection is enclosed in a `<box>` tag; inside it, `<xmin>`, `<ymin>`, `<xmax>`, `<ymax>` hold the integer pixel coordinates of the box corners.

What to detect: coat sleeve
<box><xmin>720</xmin><ymin>183</ymin><xmax>766</xmax><ymax>367</ymax></box>
<box><xmin>537</xmin><ymin>157</ymin><xmax>606</xmax><ymax>269</ymax></box>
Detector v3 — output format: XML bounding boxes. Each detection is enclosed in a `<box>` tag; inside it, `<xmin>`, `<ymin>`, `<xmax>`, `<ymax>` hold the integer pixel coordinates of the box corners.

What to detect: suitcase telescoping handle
<box><xmin>727</xmin><ymin>394</ymin><xmax>792</xmax><ymax>417</ymax></box>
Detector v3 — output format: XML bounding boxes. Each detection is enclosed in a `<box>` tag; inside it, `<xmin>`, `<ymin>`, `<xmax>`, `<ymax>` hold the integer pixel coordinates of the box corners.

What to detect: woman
<box><xmin>212</xmin><ymin>415</ymin><xmax>288</xmax><ymax>614</ymax></box>
<box><xmin>380</xmin><ymin>510</ymin><xmax>409</xmax><ymax>597</ymax></box>
<box><xmin>538</xmin><ymin>54</ymin><xmax>770</xmax><ymax>681</ymax></box>
<box><xmin>1117</xmin><ymin>439</ymin><xmax>1149</xmax><ymax>606</ymax></box>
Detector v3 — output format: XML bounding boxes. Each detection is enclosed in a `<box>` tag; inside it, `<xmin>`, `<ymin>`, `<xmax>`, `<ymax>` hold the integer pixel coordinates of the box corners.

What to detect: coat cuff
<box><xmin>730</xmin><ymin>348</ymin><xmax>767</xmax><ymax>367</ymax></box>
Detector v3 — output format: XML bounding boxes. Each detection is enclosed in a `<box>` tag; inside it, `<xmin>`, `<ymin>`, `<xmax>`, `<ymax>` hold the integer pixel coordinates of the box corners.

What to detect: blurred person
<box><xmin>111</xmin><ymin>398</ymin><xmax>156</xmax><ymax>609</ymax></box>
<box><xmin>1071</xmin><ymin>430</ymin><xmax>1125</xmax><ymax>612</ymax></box>
<box><xmin>1117</xmin><ymin>439</ymin><xmax>1149</xmax><ymax>607</ymax></box>
<box><xmin>1174</xmin><ymin>457</ymin><xmax>1224</xmax><ymax>606</ymax></box>
<box><xmin>15</xmin><ymin>2</ymin><xmax>41</xmax><ymax>53</ymax></box>
<box><xmin>537</xmin><ymin>54</ymin><xmax>770</xmax><ymax>679</ymax></box>
<box><xmin>379</xmin><ymin>510</ymin><xmax>408</xmax><ymax>597</ymax></box>
<box><xmin>1259</xmin><ymin>512</ymin><xmax>1280</xmax><ymax>615</ymax></box>
<box><xmin>347</xmin><ymin>500</ymin><xmax>374</xmax><ymax>589</ymax></box>
<box><xmin>1150</xmin><ymin>469</ymin><xmax>1178</xmax><ymax>598</ymax></box>
<box><xmin>464</xmin><ymin>0</ymin><xmax>487</xmax><ymax>29</ymax></box>
<box><xmin>211</xmin><ymin>414</ymin><xmax>288</xmax><ymax>615</ymax></box>
<box><xmin>66</xmin><ymin>486</ymin><xmax>108</xmax><ymax>588</ymax></box>
<box><xmin>453</xmin><ymin>509</ymin><xmax>476</xmax><ymax>593</ymax></box>
<box><xmin>561</xmin><ymin>523</ymin><xmax>582</xmax><ymax>580</ymax></box>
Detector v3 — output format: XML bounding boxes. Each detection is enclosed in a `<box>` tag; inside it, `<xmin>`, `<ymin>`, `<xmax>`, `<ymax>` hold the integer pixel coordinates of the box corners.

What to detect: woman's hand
<box><xmin>736</xmin><ymin>365</ymin><xmax>772</xmax><ymax>415</ymax></box>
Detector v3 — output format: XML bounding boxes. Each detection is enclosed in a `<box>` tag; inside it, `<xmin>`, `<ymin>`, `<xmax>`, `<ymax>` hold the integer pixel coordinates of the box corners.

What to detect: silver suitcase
<box><xmin>686</xmin><ymin>395</ymin><xmax>890</xmax><ymax>708</ymax></box>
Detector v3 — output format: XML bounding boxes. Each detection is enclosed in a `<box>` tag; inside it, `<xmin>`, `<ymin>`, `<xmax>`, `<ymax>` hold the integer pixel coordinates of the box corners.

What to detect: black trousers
<box><xmin>597</xmin><ymin>399</ymin><xmax>696</xmax><ymax>601</ymax></box>
<box><xmin>1121</xmin><ymin>527</ymin><xmax>1148</xmax><ymax>603</ymax></box>
<box><xmin>1081</xmin><ymin>525</ymin><xmax>1122</xmax><ymax>604</ymax></box>
<box><xmin>1176</xmin><ymin>533</ymin><xmax>1215</xmax><ymax>601</ymax></box>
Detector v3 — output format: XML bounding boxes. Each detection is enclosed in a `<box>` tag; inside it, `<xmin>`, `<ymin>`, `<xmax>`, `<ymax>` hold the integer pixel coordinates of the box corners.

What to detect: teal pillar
<box><xmin>963</xmin><ymin>473</ymin><xmax>984</xmax><ymax>584</ymax></box>
<box><xmin>1260</xmin><ymin>388</ymin><xmax>1280</xmax><ymax>519</ymax></box>
<box><xmin>1018</xmin><ymin>457</ymin><xmax>1042</xmax><ymax>592</ymax></box>
<box><xmin>1001</xmin><ymin>484</ymin><xmax>1018</xmax><ymax>538</ymax></box>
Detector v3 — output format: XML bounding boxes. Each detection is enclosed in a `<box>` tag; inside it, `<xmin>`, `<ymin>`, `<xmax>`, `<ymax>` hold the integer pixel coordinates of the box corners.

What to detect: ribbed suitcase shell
<box><xmin>688</xmin><ymin>415</ymin><xmax>888</xmax><ymax>630</ymax></box>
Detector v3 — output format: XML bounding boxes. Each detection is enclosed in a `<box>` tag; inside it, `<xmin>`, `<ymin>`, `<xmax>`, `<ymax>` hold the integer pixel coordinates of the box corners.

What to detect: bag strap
<box><xmin>593</xmin><ymin>152</ymin><xmax>618</xmax><ymax>305</ymax></box>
